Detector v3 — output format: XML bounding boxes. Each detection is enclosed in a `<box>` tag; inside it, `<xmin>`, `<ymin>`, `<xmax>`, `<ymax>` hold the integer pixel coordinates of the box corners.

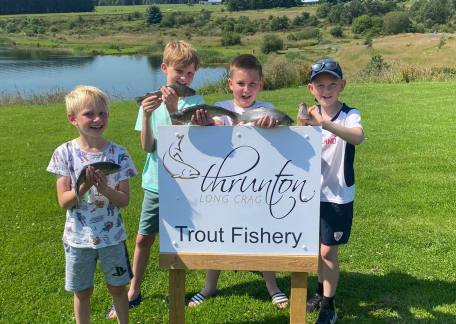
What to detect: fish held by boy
<box><xmin>75</xmin><ymin>161</ymin><xmax>121</xmax><ymax>198</ymax></box>
<box><xmin>297</xmin><ymin>102</ymin><xmax>309</xmax><ymax>120</ymax></box>
<box><xmin>135</xmin><ymin>82</ymin><xmax>196</xmax><ymax>106</ymax></box>
<box><xmin>169</xmin><ymin>104</ymin><xmax>241</xmax><ymax>124</ymax></box>
<box><xmin>240</xmin><ymin>107</ymin><xmax>294</xmax><ymax>126</ymax></box>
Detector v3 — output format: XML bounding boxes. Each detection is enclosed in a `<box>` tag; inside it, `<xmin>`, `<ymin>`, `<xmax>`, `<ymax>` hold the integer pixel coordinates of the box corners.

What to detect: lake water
<box><xmin>0</xmin><ymin>47</ymin><xmax>227</xmax><ymax>99</ymax></box>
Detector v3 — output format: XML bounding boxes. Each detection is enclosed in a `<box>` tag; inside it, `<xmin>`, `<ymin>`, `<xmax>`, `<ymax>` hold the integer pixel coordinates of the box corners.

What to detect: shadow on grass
<box><xmin>175</xmin><ymin>270</ymin><xmax>456</xmax><ymax>323</ymax></box>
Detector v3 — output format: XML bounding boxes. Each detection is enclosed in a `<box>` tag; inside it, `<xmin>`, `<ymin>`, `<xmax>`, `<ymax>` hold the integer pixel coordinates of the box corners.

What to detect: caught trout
<box><xmin>75</xmin><ymin>161</ymin><xmax>121</xmax><ymax>198</ymax></box>
<box><xmin>135</xmin><ymin>82</ymin><xmax>196</xmax><ymax>106</ymax></box>
<box><xmin>240</xmin><ymin>107</ymin><xmax>294</xmax><ymax>126</ymax></box>
<box><xmin>169</xmin><ymin>104</ymin><xmax>241</xmax><ymax>124</ymax></box>
<box><xmin>297</xmin><ymin>102</ymin><xmax>309</xmax><ymax>120</ymax></box>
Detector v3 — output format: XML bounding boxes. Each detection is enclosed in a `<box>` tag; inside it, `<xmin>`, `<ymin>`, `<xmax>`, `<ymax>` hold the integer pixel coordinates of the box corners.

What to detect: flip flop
<box><xmin>187</xmin><ymin>292</ymin><xmax>207</xmax><ymax>308</ymax></box>
<box><xmin>106</xmin><ymin>293</ymin><xmax>142</xmax><ymax>319</ymax></box>
<box><xmin>271</xmin><ymin>291</ymin><xmax>289</xmax><ymax>309</ymax></box>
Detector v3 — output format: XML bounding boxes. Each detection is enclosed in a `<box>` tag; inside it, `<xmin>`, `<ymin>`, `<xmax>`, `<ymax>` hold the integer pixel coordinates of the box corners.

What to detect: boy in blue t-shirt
<box><xmin>47</xmin><ymin>85</ymin><xmax>137</xmax><ymax>324</ymax></box>
<box><xmin>107</xmin><ymin>40</ymin><xmax>204</xmax><ymax>319</ymax></box>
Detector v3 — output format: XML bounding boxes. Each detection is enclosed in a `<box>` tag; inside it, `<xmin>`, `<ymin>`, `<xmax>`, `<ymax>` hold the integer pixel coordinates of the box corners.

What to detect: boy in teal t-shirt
<box><xmin>107</xmin><ymin>40</ymin><xmax>204</xmax><ymax>319</ymax></box>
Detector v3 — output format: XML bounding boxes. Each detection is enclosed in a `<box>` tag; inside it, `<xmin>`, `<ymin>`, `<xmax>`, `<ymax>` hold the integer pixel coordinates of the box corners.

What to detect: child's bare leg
<box><xmin>128</xmin><ymin>233</ymin><xmax>155</xmax><ymax>300</ymax></box>
<box><xmin>201</xmin><ymin>269</ymin><xmax>220</xmax><ymax>296</ymax></box>
<box><xmin>74</xmin><ymin>287</ymin><xmax>93</xmax><ymax>324</ymax></box>
<box><xmin>320</xmin><ymin>244</ymin><xmax>339</xmax><ymax>297</ymax></box>
<box><xmin>108</xmin><ymin>284</ymin><xmax>128</xmax><ymax>324</ymax></box>
<box><xmin>188</xmin><ymin>270</ymin><xmax>220</xmax><ymax>307</ymax></box>
<box><xmin>263</xmin><ymin>271</ymin><xmax>288</xmax><ymax>309</ymax></box>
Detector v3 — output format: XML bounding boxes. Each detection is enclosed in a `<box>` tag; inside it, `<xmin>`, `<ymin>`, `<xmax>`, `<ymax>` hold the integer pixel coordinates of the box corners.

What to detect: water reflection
<box><xmin>0</xmin><ymin>47</ymin><xmax>227</xmax><ymax>99</ymax></box>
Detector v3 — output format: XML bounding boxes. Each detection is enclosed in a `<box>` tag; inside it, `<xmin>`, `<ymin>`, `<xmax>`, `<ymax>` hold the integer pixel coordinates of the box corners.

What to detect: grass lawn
<box><xmin>1</xmin><ymin>81</ymin><xmax>455</xmax><ymax>323</ymax></box>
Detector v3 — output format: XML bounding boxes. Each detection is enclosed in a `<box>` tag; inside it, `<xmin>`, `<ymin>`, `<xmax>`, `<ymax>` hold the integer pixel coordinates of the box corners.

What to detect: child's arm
<box><xmin>93</xmin><ymin>170</ymin><xmax>130</xmax><ymax>208</ymax></box>
<box><xmin>140</xmin><ymin>95</ymin><xmax>162</xmax><ymax>152</ymax></box>
<box><xmin>56</xmin><ymin>174</ymin><xmax>94</xmax><ymax>209</ymax></box>
<box><xmin>308</xmin><ymin>106</ymin><xmax>364</xmax><ymax>145</ymax></box>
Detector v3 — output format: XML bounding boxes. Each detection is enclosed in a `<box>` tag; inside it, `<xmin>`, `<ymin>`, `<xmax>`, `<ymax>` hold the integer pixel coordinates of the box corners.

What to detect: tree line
<box><xmin>0</xmin><ymin>0</ymin><xmax>94</xmax><ymax>15</ymax></box>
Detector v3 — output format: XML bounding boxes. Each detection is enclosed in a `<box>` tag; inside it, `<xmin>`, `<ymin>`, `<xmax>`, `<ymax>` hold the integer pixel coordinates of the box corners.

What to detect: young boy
<box><xmin>298</xmin><ymin>58</ymin><xmax>364</xmax><ymax>324</ymax></box>
<box><xmin>188</xmin><ymin>54</ymin><xmax>289</xmax><ymax>309</ymax></box>
<box><xmin>47</xmin><ymin>85</ymin><xmax>137</xmax><ymax>324</ymax></box>
<box><xmin>107</xmin><ymin>40</ymin><xmax>205</xmax><ymax>318</ymax></box>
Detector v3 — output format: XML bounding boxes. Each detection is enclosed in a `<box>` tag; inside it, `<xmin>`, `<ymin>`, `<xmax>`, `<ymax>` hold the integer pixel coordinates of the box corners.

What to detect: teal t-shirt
<box><xmin>134</xmin><ymin>95</ymin><xmax>204</xmax><ymax>192</ymax></box>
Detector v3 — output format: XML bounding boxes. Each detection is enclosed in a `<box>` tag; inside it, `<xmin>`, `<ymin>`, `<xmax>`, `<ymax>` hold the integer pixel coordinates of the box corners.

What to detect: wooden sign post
<box><xmin>158</xmin><ymin>125</ymin><xmax>321</xmax><ymax>324</ymax></box>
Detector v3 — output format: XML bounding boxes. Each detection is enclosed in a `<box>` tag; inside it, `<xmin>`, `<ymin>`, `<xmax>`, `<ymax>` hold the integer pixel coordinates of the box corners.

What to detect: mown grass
<box><xmin>1</xmin><ymin>82</ymin><xmax>455</xmax><ymax>323</ymax></box>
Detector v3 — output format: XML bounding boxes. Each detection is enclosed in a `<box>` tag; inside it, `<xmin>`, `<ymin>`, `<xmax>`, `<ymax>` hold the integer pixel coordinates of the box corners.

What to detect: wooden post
<box><xmin>290</xmin><ymin>272</ymin><xmax>308</xmax><ymax>324</ymax></box>
<box><xmin>168</xmin><ymin>269</ymin><xmax>185</xmax><ymax>324</ymax></box>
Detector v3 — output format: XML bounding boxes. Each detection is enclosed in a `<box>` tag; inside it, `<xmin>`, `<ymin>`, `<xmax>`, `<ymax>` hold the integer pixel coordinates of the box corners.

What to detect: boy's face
<box><xmin>161</xmin><ymin>63</ymin><xmax>196</xmax><ymax>86</ymax></box>
<box><xmin>228</xmin><ymin>68</ymin><xmax>263</xmax><ymax>108</ymax></box>
<box><xmin>68</xmin><ymin>103</ymin><xmax>108</xmax><ymax>139</ymax></box>
<box><xmin>308</xmin><ymin>73</ymin><xmax>346</xmax><ymax>108</ymax></box>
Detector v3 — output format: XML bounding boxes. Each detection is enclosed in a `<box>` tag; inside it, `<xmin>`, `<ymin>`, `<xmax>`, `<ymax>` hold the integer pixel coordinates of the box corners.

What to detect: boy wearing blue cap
<box><xmin>298</xmin><ymin>58</ymin><xmax>364</xmax><ymax>324</ymax></box>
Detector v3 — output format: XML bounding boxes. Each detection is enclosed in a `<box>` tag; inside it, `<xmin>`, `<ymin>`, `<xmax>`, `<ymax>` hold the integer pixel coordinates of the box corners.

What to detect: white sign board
<box><xmin>158</xmin><ymin>126</ymin><xmax>321</xmax><ymax>256</ymax></box>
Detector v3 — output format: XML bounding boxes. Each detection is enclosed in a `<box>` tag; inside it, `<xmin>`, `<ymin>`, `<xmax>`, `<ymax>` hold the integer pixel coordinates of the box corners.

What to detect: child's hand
<box><xmin>93</xmin><ymin>169</ymin><xmax>108</xmax><ymax>194</ymax></box>
<box><xmin>161</xmin><ymin>85</ymin><xmax>179</xmax><ymax>113</ymax></box>
<box><xmin>190</xmin><ymin>109</ymin><xmax>215</xmax><ymax>126</ymax></box>
<box><xmin>141</xmin><ymin>94</ymin><xmax>162</xmax><ymax>116</ymax></box>
<box><xmin>77</xmin><ymin>166</ymin><xmax>96</xmax><ymax>196</ymax></box>
<box><xmin>306</xmin><ymin>105</ymin><xmax>324</xmax><ymax>126</ymax></box>
<box><xmin>254</xmin><ymin>114</ymin><xmax>278</xmax><ymax>128</ymax></box>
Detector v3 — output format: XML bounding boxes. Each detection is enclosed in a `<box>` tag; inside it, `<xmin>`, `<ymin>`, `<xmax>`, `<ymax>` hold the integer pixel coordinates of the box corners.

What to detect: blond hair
<box><xmin>229</xmin><ymin>54</ymin><xmax>263</xmax><ymax>79</ymax></box>
<box><xmin>65</xmin><ymin>85</ymin><xmax>109</xmax><ymax>115</ymax></box>
<box><xmin>163</xmin><ymin>40</ymin><xmax>200</xmax><ymax>70</ymax></box>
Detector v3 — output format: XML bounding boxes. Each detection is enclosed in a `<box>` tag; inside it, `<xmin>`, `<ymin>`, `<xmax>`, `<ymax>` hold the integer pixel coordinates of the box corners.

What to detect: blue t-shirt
<box><xmin>134</xmin><ymin>95</ymin><xmax>204</xmax><ymax>192</ymax></box>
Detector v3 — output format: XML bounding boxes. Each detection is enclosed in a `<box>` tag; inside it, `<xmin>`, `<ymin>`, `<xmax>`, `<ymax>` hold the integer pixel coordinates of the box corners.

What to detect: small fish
<box><xmin>297</xmin><ymin>102</ymin><xmax>309</xmax><ymax>119</ymax></box>
<box><xmin>135</xmin><ymin>82</ymin><xmax>196</xmax><ymax>106</ymax></box>
<box><xmin>169</xmin><ymin>104</ymin><xmax>241</xmax><ymax>124</ymax></box>
<box><xmin>75</xmin><ymin>161</ymin><xmax>121</xmax><ymax>198</ymax></box>
<box><xmin>240</xmin><ymin>107</ymin><xmax>294</xmax><ymax>126</ymax></box>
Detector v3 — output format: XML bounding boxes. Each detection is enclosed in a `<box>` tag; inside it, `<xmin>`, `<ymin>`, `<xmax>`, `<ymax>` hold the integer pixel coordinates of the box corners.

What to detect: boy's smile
<box><xmin>228</xmin><ymin>68</ymin><xmax>263</xmax><ymax>109</ymax></box>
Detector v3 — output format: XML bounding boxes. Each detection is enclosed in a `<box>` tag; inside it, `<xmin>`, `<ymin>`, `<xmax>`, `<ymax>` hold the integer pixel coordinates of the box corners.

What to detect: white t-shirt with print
<box><xmin>47</xmin><ymin>140</ymin><xmax>137</xmax><ymax>249</ymax></box>
<box><xmin>213</xmin><ymin>100</ymin><xmax>275</xmax><ymax>125</ymax></box>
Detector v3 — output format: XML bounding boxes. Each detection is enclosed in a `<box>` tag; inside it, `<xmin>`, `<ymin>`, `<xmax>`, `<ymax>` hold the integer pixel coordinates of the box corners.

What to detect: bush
<box><xmin>261</xmin><ymin>34</ymin><xmax>284</xmax><ymax>54</ymax></box>
<box><xmin>383</xmin><ymin>11</ymin><xmax>411</xmax><ymax>35</ymax></box>
<box><xmin>330</xmin><ymin>25</ymin><xmax>343</xmax><ymax>38</ymax></box>
<box><xmin>263</xmin><ymin>57</ymin><xmax>310</xmax><ymax>90</ymax></box>
<box><xmin>146</xmin><ymin>6</ymin><xmax>162</xmax><ymax>25</ymax></box>
<box><xmin>221</xmin><ymin>32</ymin><xmax>241</xmax><ymax>46</ymax></box>
<box><xmin>269</xmin><ymin>16</ymin><xmax>289</xmax><ymax>31</ymax></box>
<box><xmin>352</xmin><ymin>15</ymin><xmax>372</xmax><ymax>35</ymax></box>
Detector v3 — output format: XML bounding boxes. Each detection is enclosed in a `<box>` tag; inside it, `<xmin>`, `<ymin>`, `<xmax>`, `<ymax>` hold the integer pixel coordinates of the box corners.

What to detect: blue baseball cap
<box><xmin>310</xmin><ymin>58</ymin><xmax>343</xmax><ymax>81</ymax></box>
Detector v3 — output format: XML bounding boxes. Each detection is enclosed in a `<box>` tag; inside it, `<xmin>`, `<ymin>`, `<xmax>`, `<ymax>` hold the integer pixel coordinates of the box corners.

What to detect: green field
<box><xmin>1</xmin><ymin>82</ymin><xmax>455</xmax><ymax>323</ymax></box>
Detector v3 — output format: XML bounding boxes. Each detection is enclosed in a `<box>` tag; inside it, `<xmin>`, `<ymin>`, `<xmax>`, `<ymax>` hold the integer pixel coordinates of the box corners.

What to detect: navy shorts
<box><xmin>320</xmin><ymin>201</ymin><xmax>354</xmax><ymax>246</ymax></box>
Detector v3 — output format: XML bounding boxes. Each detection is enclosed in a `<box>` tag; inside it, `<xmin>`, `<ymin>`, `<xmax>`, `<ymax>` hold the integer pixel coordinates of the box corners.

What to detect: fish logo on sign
<box><xmin>162</xmin><ymin>134</ymin><xmax>200</xmax><ymax>179</ymax></box>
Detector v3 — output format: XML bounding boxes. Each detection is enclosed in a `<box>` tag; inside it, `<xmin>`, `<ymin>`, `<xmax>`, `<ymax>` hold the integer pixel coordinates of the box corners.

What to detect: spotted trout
<box><xmin>75</xmin><ymin>161</ymin><xmax>121</xmax><ymax>198</ymax></box>
<box><xmin>169</xmin><ymin>104</ymin><xmax>241</xmax><ymax>124</ymax></box>
<box><xmin>240</xmin><ymin>107</ymin><xmax>294</xmax><ymax>126</ymax></box>
<box><xmin>135</xmin><ymin>82</ymin><xmax>196</xmax><ymax>106</ymax></box>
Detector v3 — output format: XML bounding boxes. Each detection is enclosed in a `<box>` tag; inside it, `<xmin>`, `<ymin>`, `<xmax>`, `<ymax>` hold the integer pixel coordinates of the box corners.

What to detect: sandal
<box><xmin>187</xmin><ymin>293</ymin><xmax>207</xmax><ymax>308</ymax></box>
<box><xmin>106</xmin><ymin>293</ymin><xmax>142</xmax><ymax>319</ymax></box>
<box><xmin>271</xmin><ymin>291</ymin><xmax>289</xmax><ymax>309</ymax></box>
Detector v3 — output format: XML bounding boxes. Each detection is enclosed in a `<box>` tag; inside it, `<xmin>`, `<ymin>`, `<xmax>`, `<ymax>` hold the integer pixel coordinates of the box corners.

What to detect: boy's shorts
<box><xmin>64</xmin><ymin>241</ymin><xmax>132</xmax><ymax>292</ymax></box>
<box><xmin>138</xmin><ymin>189</ymin><xmax>159</xmax><ymax>236</ymax></box>
<box><xmin>320</xmin><ymin>201</ymin><xmax>353</xmax><ymax>246</ymax></box>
